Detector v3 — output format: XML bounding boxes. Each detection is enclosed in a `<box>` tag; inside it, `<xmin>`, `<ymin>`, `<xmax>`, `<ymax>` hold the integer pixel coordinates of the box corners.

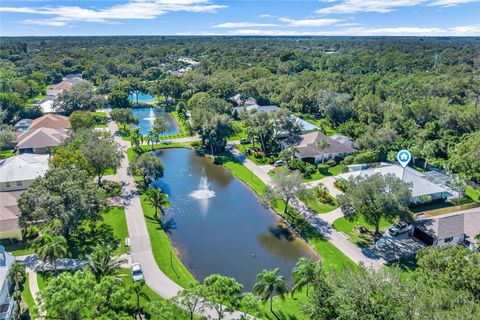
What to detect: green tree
<box><xmin>70</xmin><ymin>111</ymin><xmax>96</xmax><ymax>130</ymax></box>
<box><xmin>79</xmin><ymin>132</ymin><xmax>124</xmax><ymax>185</ymax></box>
<box><xmin>108</xmin><ymin>90</ymin><xmax>131</xmax><ymax>108</ymax></box>
<box><xmin>86</xmin><ymin>246</ymin><xmax>128</xmax><ymax>283</ymax></box>
<box><xmin>18</xmin><ymin>167</ymin><xmax>107</xmax><ymax>236</ymax></box>
<box><xmin>262</xmin><ymin>168</ymin><xmax>305</xmax><ymax>217</ymax></box>
<box><xmin>8</xmin><ymin>263</ymin><xmax>25</xmax><ymax>320</ymax></box>
<box><xmin>144</xmin><ymin>300</ymin><xmax>180</xmax><ymax>320</ymax></box>
<box><xmin>34</xmin><ymin>234</ymin><xmax>68</xmax><ymax>272</ymax></box>
<box><xmin>0</xmin><ymin>124</ymin><xmax>16</xmax><ymax>150</ymax></box>
<box><xmin>110</xmin><ymin>108</ymin><xmax>138</xmax><ymax>131</ymax></box>
<box><xmin>191</xmin><ymin>109</ymin><xmax>234</xmax><ymax>154</ymax></box>
<box><xmin>292</xmin><ymin>258</ymin><xmax>321</xmax><ymax>297</ymax></box>
<box><xmin>54</xmin><ymin>82</ymin><xmax>104</xmax><ymax>115</ymax></box>
<box><xmin>337</xmin><ymin>173</ymin><xmax>412</xmax><ymax>234</ymax></box>
<box><xmin>150</xmin><ymin>116</ymin><xmax>169</xmax><ymax>141</ymax></box>
<box><xmin>238</xmin><ymin>292</ymin><xmax>260</xmax><ymax>319</ymax></box>
<box><xmin>130</xmin><ymin>280</ymin><xmax>150</xmax><ymax>319</ymax></box>
<box><xmin>316</xmin><ymin>139</ymin><xmax>331</xmax><ymax>164</ymax></box>
<box><xmin>203</xmin><ymin>274</ymin><xmax>243</xmax><ymax>319</ymax></box>
<box><xmin>128</xmin><ymin>152</ymin><xmax>164</xmax><ymax>187</ymax></box>
<box><xmin>448</xmin><ymin>131</ymin><xmax>480</xmax><ymax>183</ymax></box>
<box><xmin>174</xmin><ymin>284</ymin><xmax>207</xmax><ymax>320</ymax></box>
<box><xmin>145</xmin><ymin>187</ymin><xmax>171</xmax><ymax>224</ymax></box>
<box><xmin>50</xmin><ymin>146</ymin><xmax>93</xmax><ymax>174</ymax></box>
<box><xmin>253</xmin><ymin>268</ymin><xmax>287</xmax><ymax>320</ymax></box>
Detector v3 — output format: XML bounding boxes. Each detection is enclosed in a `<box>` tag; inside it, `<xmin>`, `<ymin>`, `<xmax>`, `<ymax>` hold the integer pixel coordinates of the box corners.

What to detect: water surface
<box><xmin>128</xmin><ymin>92</ymin><xmax>156</xmax><ymax>102</ymax></box>
<box><xmin>153</xmin><ymin>148</ymin><xmax>316</xmax><ymax>290</ymax></box>
<box><xmin>132</xmin><ymin>107</ymin><xmax>179</xmax><ymax>136</ymax></box>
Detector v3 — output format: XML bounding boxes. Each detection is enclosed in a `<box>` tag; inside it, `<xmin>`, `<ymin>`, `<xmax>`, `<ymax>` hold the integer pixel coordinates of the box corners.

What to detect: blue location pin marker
<box><xmin>397</xmin><ymin>150</ymin><xmax>411</xmax><ymax>168</ymax></box>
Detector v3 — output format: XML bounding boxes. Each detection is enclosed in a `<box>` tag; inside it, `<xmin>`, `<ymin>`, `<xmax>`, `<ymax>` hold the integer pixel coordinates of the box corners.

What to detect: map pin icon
<box><xmin>397</xmin><ymin>150</ymin><xmax>411</xmax><ymax>169</ymax></box>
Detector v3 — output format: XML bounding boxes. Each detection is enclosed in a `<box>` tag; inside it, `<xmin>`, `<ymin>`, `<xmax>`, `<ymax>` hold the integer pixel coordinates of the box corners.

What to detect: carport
<box><xmin>413</xmin><ymin>227</ymin><xmax>435</xmax><ymax>245</ymax></box>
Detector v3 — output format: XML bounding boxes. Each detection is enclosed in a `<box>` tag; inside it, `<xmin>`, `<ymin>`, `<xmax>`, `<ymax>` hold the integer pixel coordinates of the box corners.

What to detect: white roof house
<box><xmin>0</xmin><ymin>154</ymin><xmax>50</xmax><ymax>191</ymax></box>
<box><xmin>337</xmin><ymin>164</ymin><xmax>453</xmax><ymax>203</ymax></box>
<box><xmin>0</xmin><ymin>245</ymin><xmax>15</xmax><ymax>319</ymax></box>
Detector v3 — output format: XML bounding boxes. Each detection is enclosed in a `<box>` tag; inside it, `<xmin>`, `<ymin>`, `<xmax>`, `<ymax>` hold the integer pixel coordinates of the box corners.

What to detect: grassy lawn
<box><xmin>102</xmin><ymin>206</ymin><xmax>129</xmax><ymax>255</ymax></box>
<box><xmin>466</xmin><ymin>186</ymin><xmax>480</xmax><ymax>202</ymax></box>
<box><xmin>1</xmin><ymin>241</ymin><xmax>35</xmax><ymax>256</ymax></box>
<box><xmin>228</xmin><ymin>120</ymin><xmax>247</xmax><ymax>141</ymax></box>
<box><xmin>332</xmin><ymin>216</ymin><xmax>390</xmax><ymax>248</ymax></box>
<box><xmin>302</xmin><ymin>165</ymin><xmax>343</xmax><ymax>182</ymax></box>
<box><xmin>0</xmin><ymin>149</ymin><xmax>14</xmax><ymax>159</ymax></box>
<box><xmin>235</xmin><ymin>142</ymin><xmax>273</xmax><ymax>165</ymax></box>
<box><xmin>139</xmin><ymin>194</ymin><xmax>197</xmax><ymax>288</ymax></box>
<box><xmin>298</xmin><ymin>194</ymin><xmax>338</xmax><ymax>214</ymax></box>
<box><xmin>22</xmin><ymin>272</ymin><xmax>38</xmax><ymax>319</ymax></box>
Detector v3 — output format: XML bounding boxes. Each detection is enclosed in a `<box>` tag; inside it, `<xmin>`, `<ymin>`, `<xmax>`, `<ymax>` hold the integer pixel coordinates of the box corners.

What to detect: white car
<box><xmin>273</xmin><ymin>160</ymin><xmax>286</xmax><ymax>167</ymax></box>
<box><xmin>131</xmin><ymin>263</ymin><xmax>144</xmax><ymax>282</ymax></box>
<box><xmin>388</xmin><ymin>221</ymin><xmax>412</xmax><ymax>236</ymax></box>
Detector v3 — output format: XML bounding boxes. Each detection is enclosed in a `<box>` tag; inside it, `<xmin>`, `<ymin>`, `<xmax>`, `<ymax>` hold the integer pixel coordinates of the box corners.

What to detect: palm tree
<box><xmin>34</xmin><ymin>234</ymin><xmax>68</xmax><ymax>272</ymax></box>
<box><xmin>8</xmin><ymin>263</ymin><xmax>25</xmax><ymax>320</ymax></box>
<box><xmin>86</xmin><ymin>246</ymin><xmax>128</xmax><ymax>283</ymax></box>
<box><xmin>253</xmin><ymin>268</ymin><xmax>287</xmax><ymax>320</ymax></box>
<box><xmin>291</xmin><ymin>258</ymin><xmax>320</xmax><ymax>297</ymax></box>
<box><xmin>145</xmin><ymin>187</ymin><xmax>171</xmax><ymax>224</ymax></box>
<box><xmin>131</xmin><ymin>280</ymin><xmax>150</xmax><ymax>320</ymax></box>
<box><xmin>131</xmin><ymin>128</ymin><xmax>141</xmax><ymax>149</ymax></box>
<box><xmin>316</xmin><ymin>139</ymin><xmax>330</xmax><ymax>164</ymax></box>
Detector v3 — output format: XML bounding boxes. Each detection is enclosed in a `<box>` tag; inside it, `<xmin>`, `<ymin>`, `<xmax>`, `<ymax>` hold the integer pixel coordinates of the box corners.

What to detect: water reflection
<box><xmin>131</xmin><ymin>107</ymin><xmax>179</xmax><ymax>136</ymax></box>
<box><xmin>155</xmin><ymin>148</ymin><xmax>316</xmax><ymax>289</ymax></box>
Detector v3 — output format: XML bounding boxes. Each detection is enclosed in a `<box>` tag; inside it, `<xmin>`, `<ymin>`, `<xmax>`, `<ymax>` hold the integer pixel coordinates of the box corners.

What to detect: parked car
<box><xmin>131</xmin><ymin>263</ymin><xmax>144</xmax><ymax>282</ymax></box>
<box><xmin>388</xmin><ymin>221</ymin><xmax>412</xmax><ymax>236</ymax></box>
<box><xmin>273</xmin><ymin>160</ymin><xmax>286</xmax><ymax>167</ymax></box>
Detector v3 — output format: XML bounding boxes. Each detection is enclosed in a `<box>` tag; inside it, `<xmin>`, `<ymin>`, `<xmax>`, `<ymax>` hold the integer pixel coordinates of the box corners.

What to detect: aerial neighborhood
<box><xmin>0</xmin><ymin>28</ymin><xmax>480</xmax><ymax>320</ymax></box>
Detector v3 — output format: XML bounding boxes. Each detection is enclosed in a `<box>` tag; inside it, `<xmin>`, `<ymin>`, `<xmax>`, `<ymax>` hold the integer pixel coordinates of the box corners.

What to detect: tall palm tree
<box><xmin>86</xmin><ymin>246</ymin><xmax>128</xmax><ymax>283</ymax></box>
<box><xmin>291</xmin><ymin>258</ymin><xmax>321</xmax><ymax>297</ymax></box>
<box><xmin>34</xmin><ymin>234</ymin><xmax>68</xmax><ymax>272</ymax></box>
<box><xmin>8</xmin><ymin>263</ymin><xmax>25</xmax><ymax>320</ymax></box>
<box><xmin>145</xmin><ymin>187</ymin><xmax>171</xmax><ymax>224</ymax></box>
<box><xmin>253</xmin><ymin>268</ymin><xmax>287</xmax><ymax>320</ymax></box>
<box><xmin>131</xmin><ymin>280</ymin><xmax>150</xmax><ymax>320</ymax></box>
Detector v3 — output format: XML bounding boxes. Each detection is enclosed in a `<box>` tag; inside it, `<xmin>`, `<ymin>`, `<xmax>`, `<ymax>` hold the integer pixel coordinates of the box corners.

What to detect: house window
<box><xmin>444</xmin><ymin>237</ymin><xmax>453</xmax><ymax>243</ymax></box>
<box><xmin>16</xmin><ymin>181</ymin><xmax>23</xmax><ymax>187</ymax></box>
<box><xmin>6</xmin><ymin>182</ymin><xmax>10</xmax><ymax>188</ymax></box>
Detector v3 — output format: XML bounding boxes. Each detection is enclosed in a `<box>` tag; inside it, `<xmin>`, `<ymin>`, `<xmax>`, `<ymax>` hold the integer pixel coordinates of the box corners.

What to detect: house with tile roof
<box><xmin>0</xmin><ymin>192</ymin><xmax>23</xmax><ymax>241</ymax></box>
<box><xmin>26</xmin><ymin>114</ymin><xmax>70</xmax><ymax>131</ymax></box>
<box><xmin>16</xmin><ymin>127</ymin><xmax>68</xmax><ymax>154</ymax></box>
<box><xmin>284</xmin><ymin>131</ymin><xmax>356</xmax><ymax>164</ymax></box>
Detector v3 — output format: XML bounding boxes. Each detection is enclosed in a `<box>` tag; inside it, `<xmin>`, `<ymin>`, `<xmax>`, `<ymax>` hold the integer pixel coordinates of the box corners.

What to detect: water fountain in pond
<box><xmin>189</xmin><ymin>169</ymin><xmax>216</xmax><ymax>200</ymax></box>
<box><xmin>143</xmin><ymin>107</ymin><xmax>156</xmax><ymax>122</ymax></box>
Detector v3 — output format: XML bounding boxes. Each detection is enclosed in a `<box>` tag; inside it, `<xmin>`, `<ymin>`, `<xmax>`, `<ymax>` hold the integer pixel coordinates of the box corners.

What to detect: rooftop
<box><xmin>0</xmin><ymin>191</ymin><xmax>22</xmax><ymax>234</ymax></box>
<box><xmin>0</xmin><ymin>154</ymin><xmax>50</xmax><ymax>183</ymax></box>
<box><xmin>25</xmin><ymin>114</ymin><xmax>70</xmax><ymax>132</ymax></box>
<box><xmin>337</xmin><ymin>164</ymin><xmax>451</xmax><ymax>198</ymax></box>
<box><xmin>290</xmin><ymin>131</ymin><xmax>356</xmax><ymax>158</ymax></box>
<box><xmin>0</xmin><ymin>245</ymin><xmax>15</xmax><ymax>295</ymax></box>
<box><xmin>16</xmin><ymin>127</ymin><xmax>68</xmax><ymax>150</ymax></box>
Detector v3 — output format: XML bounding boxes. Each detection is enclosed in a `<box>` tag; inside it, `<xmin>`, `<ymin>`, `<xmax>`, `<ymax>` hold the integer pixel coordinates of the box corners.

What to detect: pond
<box><xmin>132</xmin><ymin>107</ymin><xmax>179</xmax><ymax>136</ymax></box>
<box><xmin>152</xmin><ymin>148</ymin><xmax>316</xmax><ymax>290</ymax></box>
<box><xmin>128</xmin><ymin>92</ymin><xmax>156</xmax><ymax>103</ymax></box>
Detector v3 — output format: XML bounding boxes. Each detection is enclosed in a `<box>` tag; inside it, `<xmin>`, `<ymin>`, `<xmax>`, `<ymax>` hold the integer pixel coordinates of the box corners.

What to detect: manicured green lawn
<box><xmin>298</xmin><ymin>194</ymin><xmax>338</xmax><ymax>214</ymax></box>
<box><xmin>332</xmin><ymin>216</ymin><xmax>390</xmax><ymax>248</ymax></box>
<box><xmin>140</xmin><ymin>194</ymin><xmax>197</xmax><ymax>288</ymax></box>
<box><xmin>1</xmin><ymin>241</ymin><xmax>35</xmax><ymax>256</ymax></box>
<box><xmin>302</xmin><ymin>165</ymin><xmax>343</xmax><ymax>182</ymax></box>
<box><xmin>228</xmin><ymin>120</ymin><xmax>247</xmax><ymax>141</ymax></box>
<box><xmin>0</xmin><ymin>149</ymin><xmax>14</xmax><ymax>159</ymax></box>
<box><xmin>22</xmin><ymin>271</ymin><xmax>38</xmax><ymax>319</ymax></box>
<box><xmin>466</xmin><ymin>186</ymin><xmax>480</xmax><ymax>202</ymax></box>
<box><xmin>102</xmin><ymin>206</ymin><xmax>129</xmax><ymax>255</ymax></box>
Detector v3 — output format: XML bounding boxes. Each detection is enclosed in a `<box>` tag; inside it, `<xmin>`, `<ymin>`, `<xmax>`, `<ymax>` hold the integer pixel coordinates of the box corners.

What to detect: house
<box><xmin>330</xmin><ymin>134</ymin><xmax>355</xmax><ymax>149</ymax></box>
<box><xmin>0</xmin><ymin>246</ymin><xmax>15</xmax><ymax>320</ymax></box>
<box><xmin>46</xmin><ymin>74</ymin><xmax>85</xmax><ymax>96</ymax></box>
<box><xmin>0</xmin><ymin>154</ymin><xmax>49</xmax><ymax>241</ymax></box>
<box><xmin>0</xmin><ymin>192</ymin><xmax>23</xmax><ymax>241</ymax></box>
<box><xmin>0</xmin><ymin>154</ymin><xmax>50</xmax><ymax>191</ymax></box>
<box><xmin>413</xmin><ymin>209</ymin><xmax>480</xmax><ymax>250</ymax></box>
<box><xmin>230</xmin><ymin>94</ymin><xmax>257</xmax><ymax>106</ymax></box>
<box><xmin>284</xmin><ymin>131</ymin><xmax>356</xmax><ymax>164</ymax></box>
<box><xmin>35</xmin><ymin>97</ymin><xmax>56</xmax><ymax>114</ymax></box>
<box><xmin>16</xmin><ymin>128</ymin><xmax>68</xmax><ymax>154</ymax></box>
<box><xmin>27</xmin><ymin>114</ymin><xmax>70</xmax><ymax>131</ymax></box>
<box><xmin>337</xmin><ymin>164</ymin><xmax>453</xmax><ymax>204</ymax></box>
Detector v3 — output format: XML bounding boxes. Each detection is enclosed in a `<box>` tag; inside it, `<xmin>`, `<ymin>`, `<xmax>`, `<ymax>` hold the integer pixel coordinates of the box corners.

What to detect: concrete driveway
<box><xmin>364</xmin><ymin>231</ymin><xmax>425</xmax><ymax>262</ymax></box>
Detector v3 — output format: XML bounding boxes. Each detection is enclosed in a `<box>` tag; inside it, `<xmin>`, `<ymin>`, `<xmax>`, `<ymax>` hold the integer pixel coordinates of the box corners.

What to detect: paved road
<box><xmin>228</xmin><ymin>147</ymin><xmax>385</xmax><ymax>269</ymax></box>
<box><xmin>106</xmin><ymin>119</ymin><xmax>250</xmax><ymax>319</ymax></box>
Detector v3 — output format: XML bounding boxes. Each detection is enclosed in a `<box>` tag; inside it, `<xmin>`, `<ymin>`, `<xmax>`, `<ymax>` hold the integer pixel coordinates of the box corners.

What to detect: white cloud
<box><xmin>429</xmin><ymin>0</ymin><xmax>479</xmax><ymax>6</ymax></box>
<box><xmin>213</xmin><ymin>22</ymin><xmax>279</xmax><ymax>28</ymax></box>
<box><xmin>220</xmin><ymin>24</ymin><xmax>480</xmax><ymax>36</ymax></box>
<box><xmin>316</xmin><ymin>1</ymin><xmax>427</xmax><ymax>14</ymax></box>
<box><xmin>315</xmin><ymin>0</ymin><xmax>479</xmax><ymax>14</ymax></box>
<box><xmin>0</xmin><ymin>0</ymin><xmax>226</xmax><ymax>26</ymax></box>
<box><xmin>259</xmin><ymin>14</ymin><xmax>272</xmax><ymax>18</ymax></box>
<box><xmin>278</xmin><ymin>17</ymin><xmax>343</xmax><ymax>27</ymax></box>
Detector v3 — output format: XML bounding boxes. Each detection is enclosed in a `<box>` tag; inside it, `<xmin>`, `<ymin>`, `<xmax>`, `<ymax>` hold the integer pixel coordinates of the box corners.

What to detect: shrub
<box><xmin>313</xmin><ymin>184</ymin><xmax>335</xmax><ymax>205</ymax></box>
<box><xmin>287</xmin><ymin>158</ymin><xmax>306</xmax><ymax>172</ymax></box>
<box><xmin>325</xmin><ymin>159</ymin><xmax>337</xmax><ymax>168</ymax></box>
<box><xmin>304</xmin><ymin>163</ymin><xmax>317</xmax><ymax>179</ymax></box>
<box><xmin>334</xmin><ymin>178</ymin><xmax>348</xmax><ymax>192</ymax></box>
<box><xmin>102</xmin><ymin>180</ymin><xmax>122</xmax><ymax>197</ymax></box>
<box><xmin>191</xmin><ymin>141</ymin><xmax>201</xmax><ymax>148</ymax></box>
<box><xmin>253</xmin><ymin>151</ymin><xmax>265</xmax><ymax>158</ymax></box>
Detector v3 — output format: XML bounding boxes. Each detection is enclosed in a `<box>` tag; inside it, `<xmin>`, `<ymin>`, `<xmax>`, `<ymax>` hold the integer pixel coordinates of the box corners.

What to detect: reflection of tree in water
<box><xmin>257</xmin><ymin>224</ymin><xmax>314</xmax><ymax>262</ymax></box>
<box><xmin>188</xmin><ymin>152</ymin><xmax>233</xmax><ymax>188</ymax></box>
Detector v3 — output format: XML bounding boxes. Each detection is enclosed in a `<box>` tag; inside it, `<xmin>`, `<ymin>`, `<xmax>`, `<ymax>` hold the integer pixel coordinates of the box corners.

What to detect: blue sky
<box><xmin>1</xmin><ymin>0</ymin><xmax>479</xmax><ymax>36</ymax></box>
